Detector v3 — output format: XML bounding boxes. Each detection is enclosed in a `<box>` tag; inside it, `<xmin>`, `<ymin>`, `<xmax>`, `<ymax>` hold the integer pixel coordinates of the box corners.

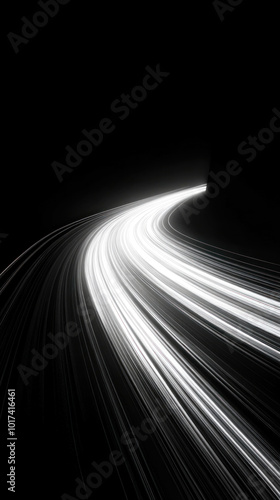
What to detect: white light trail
<box><xmin>83</xmin><ymin>186</ymin><xmax>280</xmax><ymax>499</ymax></box>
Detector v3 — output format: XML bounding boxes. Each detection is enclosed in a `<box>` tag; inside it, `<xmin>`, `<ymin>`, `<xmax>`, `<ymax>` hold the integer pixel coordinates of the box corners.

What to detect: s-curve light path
<box><xmin>84</xmin><ymin>185</ymin><xmax>280</xmax><ymax>499</ymax></box>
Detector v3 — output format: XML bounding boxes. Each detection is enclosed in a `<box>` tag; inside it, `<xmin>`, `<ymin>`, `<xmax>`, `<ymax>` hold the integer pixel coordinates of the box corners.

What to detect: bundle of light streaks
<box><xmin>84</xmin><ymin>185</ymin><xmax>280</xmax><ymax>499</ymax></box>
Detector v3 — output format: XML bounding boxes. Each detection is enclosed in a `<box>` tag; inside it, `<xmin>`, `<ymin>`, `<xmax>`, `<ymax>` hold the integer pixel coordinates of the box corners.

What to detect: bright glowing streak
<box><xmin>84</xmin><ymin>186</ymin><xmax>280</xmax><ymax>497</ymax></box>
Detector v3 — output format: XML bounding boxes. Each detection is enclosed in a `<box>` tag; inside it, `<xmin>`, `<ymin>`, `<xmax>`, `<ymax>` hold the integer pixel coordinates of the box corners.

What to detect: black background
<box><xmin>1</xmin><ymin>1</ymin><xmax>280</xmax><ymax>499</ymax></box>
<box><xmin>2</xmin><ymin>0</ymin><xmax>280</xmax><ymax>270</ymax></box>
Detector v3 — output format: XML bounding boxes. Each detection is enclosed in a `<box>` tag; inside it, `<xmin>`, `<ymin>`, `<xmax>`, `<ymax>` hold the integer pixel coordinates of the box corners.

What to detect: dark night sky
<box><xmin>2</xmin><ymin>0</ymin><xmax>280</xmax><ymax>268</ymax></box>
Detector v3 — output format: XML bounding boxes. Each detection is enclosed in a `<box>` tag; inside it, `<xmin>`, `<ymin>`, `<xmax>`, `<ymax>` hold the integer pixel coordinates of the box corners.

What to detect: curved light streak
<box><xmin>84</xmin><ymin>185</ymin><xmax>280</xmax><ymax>498</ymax></box>
<box><xmin>0</xmin><ymin>185</ymin><xmax>279</xmax><ymax>499</ymax></box>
